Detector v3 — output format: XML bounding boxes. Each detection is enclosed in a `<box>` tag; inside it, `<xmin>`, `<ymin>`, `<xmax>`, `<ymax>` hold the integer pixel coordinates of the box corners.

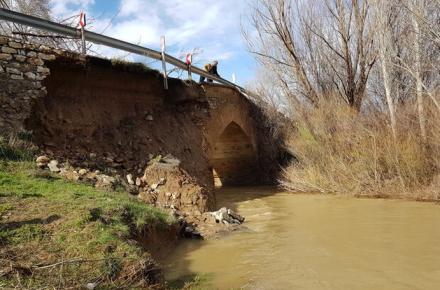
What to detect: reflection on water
<box><xmin>162</xmin><ymin>187</ymin><xmax>440</xmax><ymax>290</ymax></box>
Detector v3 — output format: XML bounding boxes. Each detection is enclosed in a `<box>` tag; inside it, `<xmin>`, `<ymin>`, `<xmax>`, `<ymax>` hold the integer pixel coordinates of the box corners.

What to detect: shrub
<box><xmin>0</xmin><ymin>134</ymin><xmax>36</xmax><ymax>161</ymax></box>
<box><xmin>281</xmin><ymin>96</ymin><xmax>440</xmax><ymax>198</ymax></box>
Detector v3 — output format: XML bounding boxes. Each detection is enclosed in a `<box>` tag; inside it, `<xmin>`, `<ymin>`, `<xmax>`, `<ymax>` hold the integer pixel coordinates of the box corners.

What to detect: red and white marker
<box><xmin>186</xmin><ymin>53</ymin><xmax>192</xmax><ymax>65</ymax></box>
<box><xmin>79</xmin><ymin>11</ymin><xmax>86</xmax><ymax>28</ymax></box>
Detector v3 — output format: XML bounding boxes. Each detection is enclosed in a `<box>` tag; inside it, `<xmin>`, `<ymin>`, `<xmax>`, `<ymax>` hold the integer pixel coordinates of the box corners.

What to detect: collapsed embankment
<box><xmin>0</xmin><ymin>35</ymin><xmax>285</xmax><ymax>214</ymax></box>
<box><xmin>27</xmin><ymin>55</ymin><xmax>215</xmax><ymax>213</ymax></box>
<box><xmin>0</xmin><ymin>35</ymin><xmax>287</xmax><ymax>229</ymax></box>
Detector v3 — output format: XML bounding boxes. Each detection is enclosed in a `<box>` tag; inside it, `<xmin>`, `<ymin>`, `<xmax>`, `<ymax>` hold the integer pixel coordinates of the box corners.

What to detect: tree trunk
<box><xmin>412</xmin><ymin>0</ymin><xmax>427</xmax><ymax>144</ymax></box>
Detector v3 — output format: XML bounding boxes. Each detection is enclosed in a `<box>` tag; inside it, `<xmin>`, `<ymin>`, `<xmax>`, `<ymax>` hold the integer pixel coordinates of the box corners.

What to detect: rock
<box><xmin>182</xmin><ymin>225</ymin><xmax>202</xmax><ymax>239</ymax></box>
<box><xmin>36</xmin><ymin>155</ymin><xmax>50</xmax><ymax>164</ymax></box>
<box><xmin>95</xmin><ymin>174</ymin><xmax>117</xmax><ymax>190</ymax></box>
<box><xmin>27</xmin><ymin>51</ymin><xmax>37</xmax><ymax>57</ymax></box>
<box><xmin>114</xmin><ymin>157</ymin><xmax>124</xmax><ymax>163</ymax></box>
<box><xmin>24</xmin><ymin>72</ymin><xmax>36</xmax><ymax>80</ymax></box>
<box><xmin>8</xmin><ymin>42</ymin><xmax>22</xmax><ymax>49</ymax></box>
<box><xmin>210</xmin><ymin>207</ymin><xmax>244</xmax><ymax>225</ymax></box>
<box><xmin>14</xmin><ymin>55</ymin><xmax>26</xmax><ymax>62</ymax></box>
<box><xmin>86</xmin><ymin>282</ymin><xmax>98</xmax><ymax>290</ymax></box>
<box><xmin>36</xmin><ymin>66</ymin><xmax>50</xmax><ymax>74</ymax></box>
<box><xmin>47</xmin><ymin>160</ymin><xmax>60</xmax><ymax>172</ymax></box>
<box><xmin>78</xmin><ymin>168</ymin><xmax>88</xmax><ymax>176</ymax></box>
<box><xmin>1</xmin><ymin>46</ymin><xmax>17</xmax><ymax>54</ymax></box>
<box><xmin>89</xmin><ymin>152</ymin><xmax>97</xmax><ymax>159</ymax></box>
<box><xmin>126</xmin><ymin>174</ymin><xmax>134</xmax><ymax>185</ymax></box>
<box><xmin>84</xmin><ymin>171</ymin><xmax>98</xmax><ymax>181</ymax></box>
<box><xmin>228</xmin><ymin>209</ymin><xmax>245</xmax><ymax>223</ymax></box>
<box><xmin>10</xmin><ymin>74</ymin><xmax>24</xmax><ymax>80</ymax></box>
<box><xmin>135</xmin><ymin>177</ymin><xmax>142</xmax><ymax>186</ymax></box>
<box><xmin>211</xmin><ymin>207</ymin><xmax>226</xmax><ymax>223</ymax></box>
<box><xmin>0</xmin><ymin>53</ymin><xmax>12</xmax><ymax>61</ymax></box>
<box><xmin>60</xmin><ymin>169</ymin><xmax>79</xmax><ymax>181</ymax></box>
<box><xmin>28</xmin><ymin>58</ymin><xmax>44</xmax><ymax>66</ymax></box>
<box><xmin>37</xmin><ymin>53</ymin><xmax>55</xmax><ymax>61</ymax></box>
<box><xmin>6</xmin><ymin>67</ymin><xmax>21</xmax><ymax>75</ymax></box>
<box><xmin>145</xmin><ymin>114</ymin><xmax>154</xmax><ymax>121</ymax></box>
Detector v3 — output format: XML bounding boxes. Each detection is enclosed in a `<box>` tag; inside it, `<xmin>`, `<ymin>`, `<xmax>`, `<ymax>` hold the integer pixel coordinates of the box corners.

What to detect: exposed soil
<box><xmin>26</xmin><ymin>56</ymin><xmax>216</xmax><ymax>212</ymax></box>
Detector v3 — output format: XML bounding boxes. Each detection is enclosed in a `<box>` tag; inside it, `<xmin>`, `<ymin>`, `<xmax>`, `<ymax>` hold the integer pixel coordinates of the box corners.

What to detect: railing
<box><xmin>0</xmin><ymin>8</ymin><xmax>248</xmax><ymax>95</ymax></box>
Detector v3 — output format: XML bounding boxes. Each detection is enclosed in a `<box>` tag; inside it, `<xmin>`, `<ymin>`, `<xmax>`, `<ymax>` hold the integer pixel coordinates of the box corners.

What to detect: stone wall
<box><xmin>0</xmin><ymin>35</ymin><xmax>56</xmax><ymax>136</ymax></box>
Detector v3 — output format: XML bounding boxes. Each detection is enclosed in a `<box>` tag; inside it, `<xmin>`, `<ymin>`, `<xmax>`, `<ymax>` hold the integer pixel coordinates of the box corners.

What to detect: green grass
<box><xmin>0</xmin><ymin>156</ymin><xmax>176</xmax><ymax>288</ymax></box>
<box><xmin>0</xmin><ymin>224</ymin><xmax>46</xmax><ymax>244</ymax></box>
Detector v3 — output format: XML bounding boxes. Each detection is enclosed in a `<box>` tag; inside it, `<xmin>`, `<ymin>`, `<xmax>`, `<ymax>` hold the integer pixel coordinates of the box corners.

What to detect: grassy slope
<box><xmin>0</xmin><ymin>156</ymin><xmax>175</xmax><ymax>288</ymax></box>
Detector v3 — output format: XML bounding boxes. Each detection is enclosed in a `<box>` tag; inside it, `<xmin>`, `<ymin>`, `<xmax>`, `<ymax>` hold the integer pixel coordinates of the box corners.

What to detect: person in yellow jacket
<box><xmin>199</xmin><ymin>60</ymin><xmax>220</xmax><ymax>83</ymax></box>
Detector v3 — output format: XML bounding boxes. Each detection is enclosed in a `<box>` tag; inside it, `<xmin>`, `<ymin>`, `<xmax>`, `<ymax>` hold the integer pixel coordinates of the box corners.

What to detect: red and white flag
<box><xmin>79</xmin><ymin>11</ymin><xmax>86</xmax><ymax>28</ymax></box>
<box><xmin>186</xmin><ymin>53</ymin><xmax>192</xmax><ymax>65</ymax></box>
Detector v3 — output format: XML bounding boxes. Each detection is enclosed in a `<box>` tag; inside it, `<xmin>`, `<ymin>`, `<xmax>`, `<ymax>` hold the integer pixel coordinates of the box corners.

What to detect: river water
<box><xmin>163</xmin><ymin>187</ymin><xmax>440</xmax><ymax>290</ymax></box>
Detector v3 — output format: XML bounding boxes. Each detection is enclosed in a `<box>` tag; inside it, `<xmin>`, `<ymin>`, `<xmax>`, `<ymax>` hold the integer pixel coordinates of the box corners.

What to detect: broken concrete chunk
<box><xmin>78</xmin><ymin>168</ymin><xmax>88</xmax><ymax>176</ymax></box>
<box><xmin>47</xmin><ymin>160</ymin><xmax>60</xmax><ymax>172</ymax></box>
<box><xmin>36</xmin><ymin>155</ymin><xmax>50</xmax><ymax>164</ymax></box>
<box><xmin>210</xmin><ymin>207</ymin><xmax>244</xmax><ymax>225</ymax></box>
<box><xmin>126</xmin><ymin>173</ymin><xmax>134</xmax><ymax>185</ymax></box>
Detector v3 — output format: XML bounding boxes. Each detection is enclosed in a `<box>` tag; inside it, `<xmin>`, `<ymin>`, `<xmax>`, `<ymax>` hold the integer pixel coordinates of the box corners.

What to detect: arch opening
<box><xmin>211</xmin><ymin>121</ymin><xmax>258</xmax><ymax>187</ymax></box>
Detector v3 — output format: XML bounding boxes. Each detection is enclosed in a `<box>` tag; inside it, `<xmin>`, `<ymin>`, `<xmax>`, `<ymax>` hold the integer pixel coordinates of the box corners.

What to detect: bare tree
<box><xmin>374</xmin><ymin>0</ymin><xmax>398</xmax><ymax>137</ymax></box>
<box><xmin>0</xmin><ymin>0</ymin><xmax>51</xmax><ymax>38</ymax></box>
<box><xmin>411</xmin><ymin>0</ymin><xmax>427</xmax><ymax>143</ymax></box>
<box><xmin>245</xmin><ymin>0</ymin><xmax>377</xmax><ymax>111</ymax></box>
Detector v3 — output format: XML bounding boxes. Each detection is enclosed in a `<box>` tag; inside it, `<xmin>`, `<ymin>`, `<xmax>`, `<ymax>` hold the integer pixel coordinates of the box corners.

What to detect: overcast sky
<box><xmin>49</xmin><ymin>0</ymin><xmax>256</xmax><ymax>85</ymax></box>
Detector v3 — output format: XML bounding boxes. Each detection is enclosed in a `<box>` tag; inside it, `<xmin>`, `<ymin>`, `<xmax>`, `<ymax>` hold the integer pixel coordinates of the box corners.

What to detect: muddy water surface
<box><xmin>163</xmin><ymin>187</ymin><xmax>440</xmax><ymax>289</ymax></box>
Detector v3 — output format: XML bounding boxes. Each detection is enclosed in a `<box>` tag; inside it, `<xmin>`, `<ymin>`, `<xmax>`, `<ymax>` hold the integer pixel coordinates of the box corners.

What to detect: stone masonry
<box><xmin>0</xmin><ymin>35</ymin><xmax>56</xmax><ymax>136</ymax></box>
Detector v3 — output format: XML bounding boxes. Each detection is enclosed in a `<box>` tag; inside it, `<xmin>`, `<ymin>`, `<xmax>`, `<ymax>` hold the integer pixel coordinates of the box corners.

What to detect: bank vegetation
<box><xmin>0</xmin><ymin>137</ymin><xmax>180</xmax><ymax>289</ymax></box>
<box><xmin>246</xmin><ymin>0</ymin><xmax>440</xmax><ymax>200</ymax></box>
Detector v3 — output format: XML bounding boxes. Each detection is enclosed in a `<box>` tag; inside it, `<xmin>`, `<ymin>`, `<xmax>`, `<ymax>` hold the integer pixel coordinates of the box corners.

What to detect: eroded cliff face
<box><xmin>1</xmin><ymin>36</ymin><xmax>285</xmax><ymax>213</ymax></box>
<box><xmin>27</xmin><ymin>56</ymin><xmax>216</xmax><ymax>212</ymax></box>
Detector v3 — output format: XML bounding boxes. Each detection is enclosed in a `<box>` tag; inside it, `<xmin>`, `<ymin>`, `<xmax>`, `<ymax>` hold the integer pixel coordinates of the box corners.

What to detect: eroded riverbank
<box><xmin>162</xmin><ymin>187</ymin><xmax>440</xmax><ymax>289</ymax></box>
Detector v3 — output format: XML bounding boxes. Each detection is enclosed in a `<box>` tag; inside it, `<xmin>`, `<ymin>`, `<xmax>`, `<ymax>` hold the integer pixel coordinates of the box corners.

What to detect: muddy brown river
<box><xmin>163</xmin><ymin>187</ymin><xmax>440</xmax><ymax>289</ymax></box>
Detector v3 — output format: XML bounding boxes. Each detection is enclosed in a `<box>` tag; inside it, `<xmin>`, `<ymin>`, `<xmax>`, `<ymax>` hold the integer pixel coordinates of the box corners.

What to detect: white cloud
<box><xmin>50</xmin><ymin>0</ymin><xmax>95</xmax><ymax>19</ymax></box>
<box><xmin>50</xmin><ymin>0</ymin><xmax>251</xmax><ymax>64</ymax></box>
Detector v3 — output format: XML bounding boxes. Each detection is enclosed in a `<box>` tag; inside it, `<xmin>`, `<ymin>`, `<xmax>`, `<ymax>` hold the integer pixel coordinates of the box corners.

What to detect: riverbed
<box><xmin>163</xmin><ymin>187</ymin><xmax>440</xmax><ymax>289</ymax></box>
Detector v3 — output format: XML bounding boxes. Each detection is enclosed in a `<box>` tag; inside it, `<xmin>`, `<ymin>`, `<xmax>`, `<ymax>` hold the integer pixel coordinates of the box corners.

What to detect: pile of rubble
<box><xmin>35</xmin><ymin>154</ymin><xmax>246</xmax><ymax>239</ymax></box>
<box><xmin>35</xmin><ymin>154</ymin><xmax>210</xmax><ymax>213</ymax></box>
<box><xmin>36</xmin><ymin>155</ymin><xmax>120</xmax><ymax>190</ymax></box>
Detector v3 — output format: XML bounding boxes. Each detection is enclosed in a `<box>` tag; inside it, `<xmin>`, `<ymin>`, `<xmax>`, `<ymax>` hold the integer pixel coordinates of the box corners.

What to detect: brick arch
<box><xmin>210</xmin><ymin>121</ymin><xmax>258</xmax><ymax>186</ymax></box>
<box><xmin>202</xmin><ymin>84</ymin><xmax>259</xmax><ymax>186</ymax></box>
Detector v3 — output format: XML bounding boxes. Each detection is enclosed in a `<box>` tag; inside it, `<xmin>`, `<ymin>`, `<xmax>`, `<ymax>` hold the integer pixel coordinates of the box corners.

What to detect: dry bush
<box><xmin>281</xmin><ymin>96</ymin><xmax>440</xmax><ymax>200</ymax></box>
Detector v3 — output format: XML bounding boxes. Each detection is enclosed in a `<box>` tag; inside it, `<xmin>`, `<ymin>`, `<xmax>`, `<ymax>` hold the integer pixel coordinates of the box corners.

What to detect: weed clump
<box><xmin>282</xmin><ymin>97</ymin><xmax>440</xmax><ymax>200</ymax></box>
<box><xmin>0</xmin><ymin>133</ymin><xmax>36</xmax><ymax>161</ymax></box>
